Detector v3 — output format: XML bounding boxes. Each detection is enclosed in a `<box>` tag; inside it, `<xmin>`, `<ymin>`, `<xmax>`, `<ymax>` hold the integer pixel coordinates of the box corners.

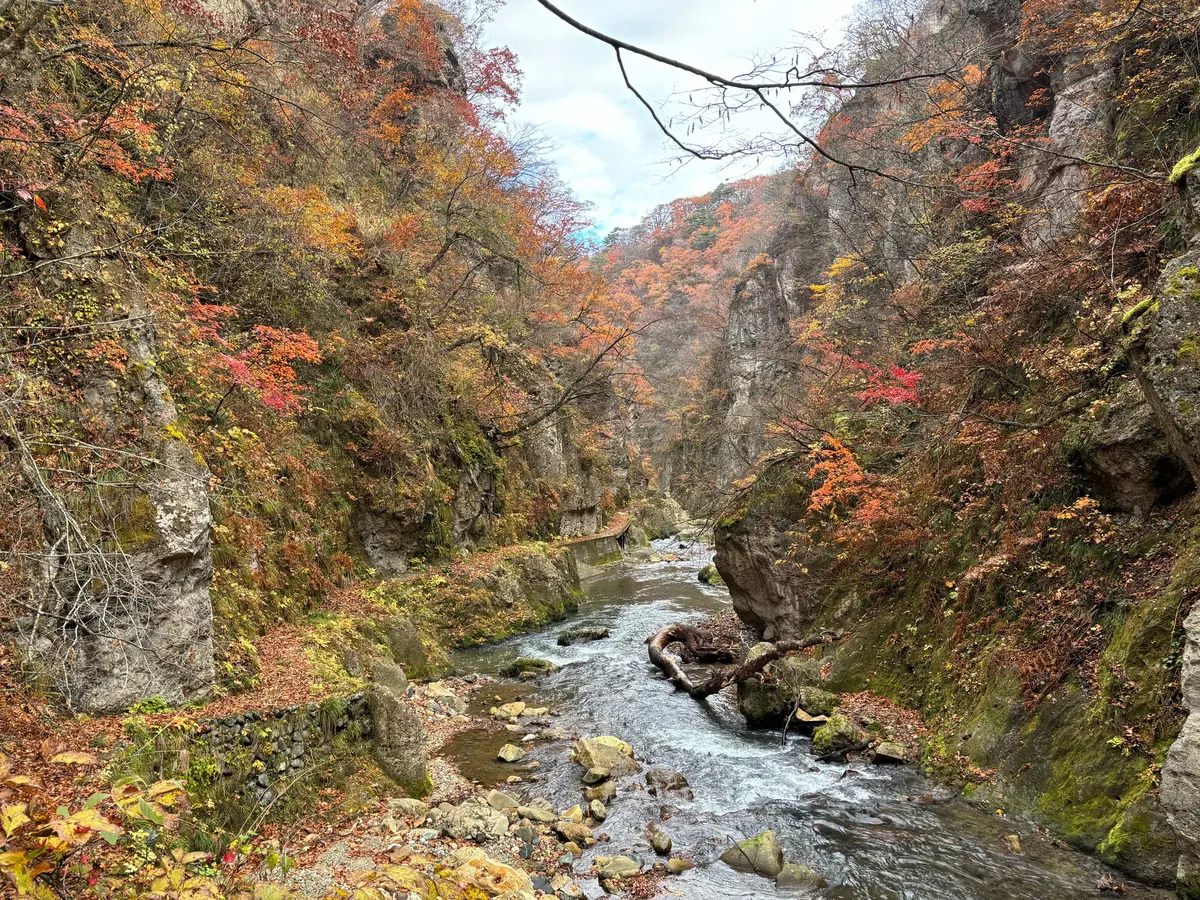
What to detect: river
<box><xmin>449</xmin><ymin>539</ymin><xmax>1173</xmax><ymax>899</ymax></box>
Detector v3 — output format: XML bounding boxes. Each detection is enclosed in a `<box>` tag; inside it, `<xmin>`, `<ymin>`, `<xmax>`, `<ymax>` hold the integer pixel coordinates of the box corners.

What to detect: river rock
<box><xmin>456</xmin><ymin>855</ymin><xmax>534</xmax><ymax>896</ymax></box>
<box><xmin>424</xmin><ymin>681</ymin><xmax>466</xmax><ymax>714</ymax></box>
<box><xmin>499</xmin><ymin>657</ymin><xmax>561</xmax><ymax>678</ymax></box>
<box><xmin>812</xmin><ymin>713</ymin><xmax>863</xmax><ymax>756</ymax></box>
<box><xmin>517</xmin><ymin>804</ymin><xmax>556</xmax><ymax>823</ymax></box>
<box><xmin>554</xmin><ymin>820</ymin><xmax>594</xmax><ymax>844</ymax></box>
<box><xmin>583</xmin><ymin>766</ymin><xmax>611</xmax><ymax>785</ymax></box>
<box><xmin>445</xmin><ymin>804</ymin><xmax>511</xmax><ymax>841</ymax></box>
<box><xmin>649</xmin><ymin>825</ymin><xmax>672</xmax><ymax>855</ymax></box>
<box><xmin>698</xmin><ymin>562</ymin><xmax>724</xmax><ymax>585</ymax></box>
<box><xmin>492</xmin><ymin>701</ymin><xmax>527</xmax><ymax>719</ymax></box>
<box><xmin>873</xmin><ymin>741</ymin><xmax>907</xmax><ymax>764</ymax></box>
<box><xmin>561</xmin><ymin>804</ymin><xmax>584</xmax><ymax>822</ymax></box>
<box><xmin>596</xmin><ymin>856</ymin><xmax>641</xmax><ymax>881</ymax></box>
<box><xmin>589</xmin><ymin>799</ymin><xmax>608</xmax><ymax>821</ymax></box>
<box><xmin>645</xmin><ymin>767</ymin><xmax>691</xmax><ymax>797</ymax></box>
<box><xmin>667</xmin><ymin>858</ymin><xmax>695</xmax><ymax>875</ymax></box>
<box><xmin>558</xmin><ymin>627</ymin><xmax>610</xmax><ymax>646</ymax></box>
<box><xmin>585</xmin><ymin>781</ymin><xmax>617</xmax><ymax>803</ymax></box>
<box><xmin>776</xmin><ymin>863</ymin><xmax>826</xmax><ymax>890</ymax></box>
<box><xmin>486</xmin><ymin>789</ymin><xmax>520</xmax><ymax>810</ymax></box>
<box><xmin>497</xmin><ymin>744</ymin><xmax>527</xmax><ymax>762</ymax></box>
<box><xmin>573</xmin><ymin>736</ymin><xmax>640</xmax><ymax>776</ymax></box>
<box><xmin>720</xmin><ymin>830</ymin><xmax>785</xmax><ymax>877</ymax></box>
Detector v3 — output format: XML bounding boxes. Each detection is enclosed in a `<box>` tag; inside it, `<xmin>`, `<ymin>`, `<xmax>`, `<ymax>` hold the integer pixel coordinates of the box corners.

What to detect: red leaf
<box><xmin>34</xmin><ymin>195</ymin><xmax>46</xmax><ymax>210</ymax></box>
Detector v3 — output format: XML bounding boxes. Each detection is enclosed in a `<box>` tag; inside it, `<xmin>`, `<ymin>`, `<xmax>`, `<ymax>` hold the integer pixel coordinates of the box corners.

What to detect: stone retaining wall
<box><xmin>190</xmin><ymin>694</ymin><xmax>372</xmax><ymax>804</ymax></box>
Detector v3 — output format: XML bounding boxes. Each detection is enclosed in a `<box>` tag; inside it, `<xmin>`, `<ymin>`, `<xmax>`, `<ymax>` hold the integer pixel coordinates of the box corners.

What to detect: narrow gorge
<box><xmin>1</xmin><ymin>0</ymin><xmax>1200</xmax><ymax>897</ymax></box>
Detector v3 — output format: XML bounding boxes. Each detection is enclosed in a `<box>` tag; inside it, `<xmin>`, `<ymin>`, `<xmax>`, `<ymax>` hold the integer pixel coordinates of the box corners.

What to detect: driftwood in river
<box><xmin>647</xmin><ymin>624</ymin><xmax>839</xmax><ymax>699</ymax></box>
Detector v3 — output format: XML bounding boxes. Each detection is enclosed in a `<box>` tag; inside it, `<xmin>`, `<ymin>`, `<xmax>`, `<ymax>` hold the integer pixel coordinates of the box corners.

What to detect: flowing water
<box><xmin>449</xmin><ymin>540</ymin><xmax>1173</xmax><ymax>900</ymax></box>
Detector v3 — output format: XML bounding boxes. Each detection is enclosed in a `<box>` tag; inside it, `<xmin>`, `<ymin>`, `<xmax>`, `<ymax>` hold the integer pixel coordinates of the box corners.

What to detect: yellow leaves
<box><xmin>146</xmin><ymin>849</ymin><xmax>221</xmax><ymax>900</ymax></box>
<box><xmin>260</xmin><ymin>186</ymin><xmax>363</xmax><ymax>262</ymax></box>
<box><xmin>43</xmin><ymin>807</ymin><xmax>122</xmax><ymax>852</ymax></box>
<box><xmin>48</xmin><ymin>750</ymin><xmax>99</xmax><ymax>766</ymax></box>
<box><xmin>1</xmin><ymin>803</ymin><xmax>30</xmax><ymax>837</ymax></box>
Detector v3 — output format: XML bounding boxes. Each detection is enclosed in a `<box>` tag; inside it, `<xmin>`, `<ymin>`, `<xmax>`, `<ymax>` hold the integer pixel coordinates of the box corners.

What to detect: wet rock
<box><xmin>811</xmin><ymin>713</ymin><xmax>863</xmax><ymax>756</ymax></box>
<box><xmin>666</xmin><ymin>858</ymin><xmax>695</xmax><ymax>875</ymax></box>
<box><xmin>554</xmin><ymin>820</ymin><xmax>594</xmax><ymax>845</ymax></box>
<box><xmin>649</xmin><ymin>825</ymin><xmax>672</xmax><ymax>855</ymax></box>
<box><xmin>1004</xmin><ymin>834</ymin><xmax>1024</xmax><ymax>856</ymax></box>
<box><xmin>873</xmin><ymin>741</ymin><xmax>907</xmax><ymax>764</ymax></box>
<box><xmin>497</xmin><ymin>744</ymin><xmax>527</xmax><ymax>763</ymax></box>
<box><xmin>492</xmin><ymin>701</ymin><xmax>527</xmax><ymax>718</ymax></box>
<box><xmin>595</xmin><ymin>856</ymin><xmax>641</xmax><ymax>881</ymax></box>
<box><xmin>561</xmin><ymin>804</ymin><xmax>584</xmax><ymax>822</ymax></box>
<box><xmin>520</xmin><ymin>706</ymin><xmax>550</xmax><ymax>717</ymax></box>
<box><xmin>445</xmin><ymin>804</ymin><xmax>511</xmax><ymax>842</ymax></box>
<box><xmin>720</xmin><ymin>830</ymin><xmax>785</xmax><ymax>877</ymax></box>
<box><xmin>557</xmin><ymin>627</ymin><xmax>610</xmax><ymax>646</ymax></box>
<box><xmin>589</xmin><ymin>799</ymin><xmax>608</xmax><ymax>821</ymax></box>
<box><xmin>367</xmin><ymin>685</ymin><xmax>431</xmax><ymax>797</ymax></box>
<box><xmin>582</xmin><ymin>766</ymin><xmax>611</xmax><ymax>785</ymax></box>
<box><xmin>776</xmin><ymin>863</ymin><xmax>826</xmax><ymax>890</ymax></box>
<box><xmin>698</xmin><ymin>562</ymin><xmax>724</xmax><ymax>585</ymax></box>
<box><xmin>584</xmin><ymin>782</ymin><xmax>617</xmax><ymax>804</ymax></box>
<box><xmin>499</xmin><ymin>657</ymin><xmax>561</xmax><ymax>678</ymax></box>
<box><xmin>573</xmin><ymin>736</ymin><xmax>640</xmax><ymax>776</ymax></box>
<box><xmin>644</xmin><ymin>768</ymin><xmax>690</xmax><ymax>797</ymax></box>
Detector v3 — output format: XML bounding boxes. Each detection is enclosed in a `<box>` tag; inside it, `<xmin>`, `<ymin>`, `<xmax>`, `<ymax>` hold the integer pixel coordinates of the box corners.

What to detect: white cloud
<box><xmin>486</xmin><ymin>0</ymin><xmax>856</xmax><ymax>232</ymax></box>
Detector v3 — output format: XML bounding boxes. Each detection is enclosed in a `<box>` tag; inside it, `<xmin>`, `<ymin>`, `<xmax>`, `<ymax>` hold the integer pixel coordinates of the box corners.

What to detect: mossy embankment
<box><xmin>716</xmin><ymin>452</ymin><xmax>1197</xmax><ymax>885</ymax></box>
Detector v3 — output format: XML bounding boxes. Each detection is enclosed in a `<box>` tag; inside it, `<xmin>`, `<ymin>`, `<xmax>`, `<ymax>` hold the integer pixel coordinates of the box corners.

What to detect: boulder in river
<box><xmin>491</xmin><ymin>701</ymin><xmax>526</xmax><ymax>718</ymax></box>
<box><xmin>589</xmin><ymin>799</ymin><xmax>608</xmax><ymax>821</ymax></box>
<box><xmin>499</xmin><ymin>657</ymin><xmax>561</xmax><ymax>678</ymax></box>
<box><xmin>582</xmin><ymin>766</ymin><xmax>611</xmax><ymax>784</ymax></box>
<box><xmin>497</xmin><ymin>743</ymin><xmax>527</xmax><ymax>762</ymax></box>
<box><xmin>596</xmin><ymin>856</ymin><xmax>641</xmax><ymax>881</ymax></box>
<box><xmin>585</xmin><ymin>781</ymin><xmax>617</xmax><ymax>803</ymax></box>
<box><xmin>698</xmin><ymin>562</ymin><xmax>724</xmax><ymax>585</ymax></box>
<box><xmin>649</xmin><ymin>824</ymin><xmax>672</xmax><ymax>855</ymax></box>
<box><xmin>667</xmin><ymin>858</ymin><xmax>695</xmax><ymax>875</ymax></box>
<box><xmin>873</xmin><ymin>741</ymin><xmax>907</xmax><ymax>764</ymax></box>
<box><xmin>720</xmin><ymin>830</ymin><xmax>785</xmax><ymax>877</ymax></box>
<box><xmin>811</xmin><ymin>713</ymin><xmax>863</xmax><ymax>756</ymax></box>
<box><xmin>554</xmin><ymin>820</ymin><xmax>595</xmax><ymax>845</ymax></box>
<box><xmin>558</xmin><ymin>627</ymin><xmax>610</xmax><ymax>646</ymax></box>
<box><xmin>776</xmin><ymin>863</ymin><xmax>827</xmax><ymax>890</ymax></box>
<box><xmin>573</xmin><ymin>736</ymin><xmax>640</xmax><ymax>776</ymax></box>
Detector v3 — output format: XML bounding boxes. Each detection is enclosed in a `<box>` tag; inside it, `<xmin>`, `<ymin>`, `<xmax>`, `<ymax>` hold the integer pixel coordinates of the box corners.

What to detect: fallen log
<box><xmin>647</xmin><ymin>624</ymin><xmax>840</xmax><ymax>700</ymax></box>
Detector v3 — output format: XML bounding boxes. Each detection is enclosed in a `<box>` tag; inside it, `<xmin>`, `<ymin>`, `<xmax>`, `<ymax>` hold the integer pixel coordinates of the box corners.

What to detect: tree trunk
<box><xmin>647</xmin><ymin>624</ymin><xmax>839</xmax><ymax>699</ymax></box>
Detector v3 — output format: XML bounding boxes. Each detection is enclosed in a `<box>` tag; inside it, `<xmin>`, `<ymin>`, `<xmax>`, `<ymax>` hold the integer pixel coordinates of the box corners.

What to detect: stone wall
<box><xmin>188</xmin><ymin>695</ymin><xmax>373</xmax><ymax>805</ymax></box>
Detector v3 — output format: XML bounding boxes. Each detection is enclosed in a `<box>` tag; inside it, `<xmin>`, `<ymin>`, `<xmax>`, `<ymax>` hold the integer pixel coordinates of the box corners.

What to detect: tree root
<box><xmin>647</xmin><ymin>624</ymin><xmax>840</xmax><ymax>700</ymax></box>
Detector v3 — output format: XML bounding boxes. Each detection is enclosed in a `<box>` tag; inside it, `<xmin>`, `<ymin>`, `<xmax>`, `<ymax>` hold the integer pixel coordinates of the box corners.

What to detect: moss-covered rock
<box><xmin>812</xmin><ymin>713</ymin><xmax>863</xmax><ymax>755</ymax></box>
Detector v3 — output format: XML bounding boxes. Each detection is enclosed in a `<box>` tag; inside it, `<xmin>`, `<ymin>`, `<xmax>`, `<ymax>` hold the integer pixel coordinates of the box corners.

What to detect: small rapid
<box><xmin>449</xmin><ymin>540</ymin><xmax>1172</xmax><ymax>900</ymax></box>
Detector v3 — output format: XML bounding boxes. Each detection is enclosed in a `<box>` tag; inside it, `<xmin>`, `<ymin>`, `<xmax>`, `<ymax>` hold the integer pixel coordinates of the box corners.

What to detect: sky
<box><xmin>485</xmin><ymin>0</ymin><xmax>856</xmax><ymax>236</ymax></box>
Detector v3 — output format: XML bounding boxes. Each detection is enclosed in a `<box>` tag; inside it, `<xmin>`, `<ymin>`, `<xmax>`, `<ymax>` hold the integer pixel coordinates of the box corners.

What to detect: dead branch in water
<box><xmin>647</xmin><ymin>624</ymin><xmax>840</xmax><ymax>699</ymax></box>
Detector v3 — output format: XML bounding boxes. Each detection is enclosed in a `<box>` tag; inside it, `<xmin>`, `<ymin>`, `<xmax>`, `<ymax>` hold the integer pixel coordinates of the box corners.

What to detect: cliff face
<box><xmin>706</xmin><ymin>0</ymin><xmax>1200</xmax><ymax>889</ymax></box>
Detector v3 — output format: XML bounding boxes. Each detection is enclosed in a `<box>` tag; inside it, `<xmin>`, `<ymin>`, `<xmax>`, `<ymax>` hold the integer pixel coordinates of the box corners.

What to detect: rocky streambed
<box><xmin>438</xmin><ymin>539</ymin><xmax>1175</xmax><ymax>899</ymax></box>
